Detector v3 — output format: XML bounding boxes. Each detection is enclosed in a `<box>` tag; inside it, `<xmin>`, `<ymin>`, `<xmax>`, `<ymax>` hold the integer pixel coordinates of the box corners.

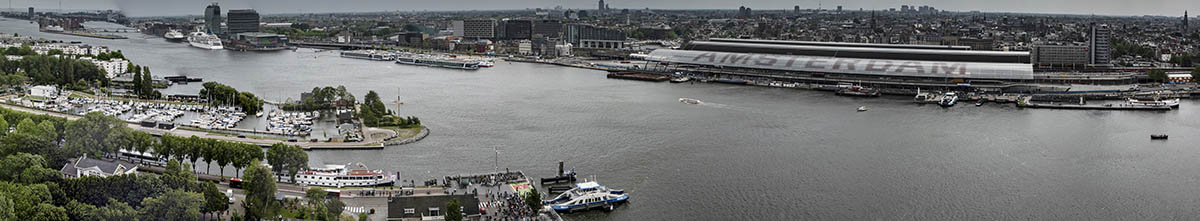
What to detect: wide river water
<box><xmin>5</xmin><ymin>19</ymin><xmax>1200</xmax><ymax>219</ymax></box>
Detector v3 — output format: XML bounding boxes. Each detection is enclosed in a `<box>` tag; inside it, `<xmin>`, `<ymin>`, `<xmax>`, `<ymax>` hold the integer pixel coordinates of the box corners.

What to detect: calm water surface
<box><xmin>4</xmin><ymin>19</ymin><xmax>1200</xmax><ymax>220</ymax></box>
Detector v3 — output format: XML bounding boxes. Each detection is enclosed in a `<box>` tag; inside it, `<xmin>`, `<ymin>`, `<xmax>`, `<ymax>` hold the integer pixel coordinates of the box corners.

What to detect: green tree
<box><xmin>29</xmin><ymin>203</ymin><xmax>69</xmax><ymax>221</ymax></box>
<box><xmin>0</xmin><ymin>195</ymin><xmax>13</xmax><ymax>221</ymax></box>
<box><xmin>214</xmin><ymin>142</ymin><xmax>231</xmax><ymax>177</ymax></box>
<box><xmin>266</xmin><ymin>143</ymin><xmax>307</xmax><ymax>183</ymax></box>
<box><xmin>236</xmin><ymin>92</ymin><xmax>264</xmax><ymax>115</ymax></box>
<box><xmin>200</xmin><ymin>181</ymin><xmax>229</xmax><ymax>219</ymax></box>
<box><xmin>64</xmin><ymin>112</ymin><xmax>126</xmax><ymax>158</ymax></box>
<box><xmin>326</xmin><ymin>198</ymin><xmax>345</xmax><ymax>219</ymax></box>
<box><xmin>1191</xmin><ymin>67</ymin><xmax>1200</xmax><ymax>82</ymax></box>
<box><xmin>66</xmin><ymin>199</ymin><xmax>137</xmax><ymax>221</ymax></box>
<box><xmin>186</xmin><ymin>136</ymin><xmax>204</xmax><ymax>172</ymax></box>
<box><xmin>305</xmin><ymin>187</ymin><xmax>330</xmax><ymax>220</ymax></box>
<box><xmin>1149</xmin><ymin>69</ymin><xmax>1168</xmax><ymax>82</ymax></box>
<box><xmin>0</xmin><ymin>152</ymin><xmax>46</xmax><ymax>181</ymax></box>
<box><xmin>445</xmin><ymin>199</ymin><xmax>462</xmax><ymax>221</ymax></box>
<box><xmin>161</xmin><ymin>159</ymin><xmax>196</xmax><ymax>190</ymax></box>
<box><xmin>241</xmin><ymin>160</ymin><xmax>278</xmax><ymax>220</ymax></box>
<box><xmin>201</xmin><ymin>139</ymin><xmax>217</xmax><ymax>174</ymax></box>
<box><xmin>359</xmin><ymin>212</ymin><xmax>369</xmax><ymax>221</ymax></box>
<box><xmin>525</xmin><ymin>189</ymin><xmax>542</xmax><ymax>211</ymax></box>
<box><xmin>0</xmin><ymin>116</ymin><xmax>9</xmax><ymax>136</ymax></box>
<box><xmin>139</xmin><ymin>189</ymin><xmax>203</xmax><ymax>221</ymax></box>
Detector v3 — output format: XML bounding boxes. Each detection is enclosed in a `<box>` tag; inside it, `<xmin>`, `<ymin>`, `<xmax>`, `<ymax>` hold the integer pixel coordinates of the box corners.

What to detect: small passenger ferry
<box><xmin>543</xmin><ymin>181</ymin><xmax>629</xmax><ymax>213</ymax></box>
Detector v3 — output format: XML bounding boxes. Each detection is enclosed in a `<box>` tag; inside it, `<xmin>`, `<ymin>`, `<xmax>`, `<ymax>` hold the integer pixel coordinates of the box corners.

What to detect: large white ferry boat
<box><xmin>1127</xmin><ymin>98</ymin><xmax>1180</xmax><ymax>108</ymax></box>
<box><xmin>164</xmin><ymin>29</ymin><xmax>185</xmax><ymax>42</ymax></box>
<box><xmin>187</xmin><ymin>31</ymin><xmax>223</xmax><ymax>50</ymax></box>
<box><xmin>394</xmin><ymin>53</ymin><xmax>480</xmax><ymax>70</ymax></box>
<box><xmin>294</xmin><ymin>163</ymin><xmax>395</xmax><ymax>188</ymax></box>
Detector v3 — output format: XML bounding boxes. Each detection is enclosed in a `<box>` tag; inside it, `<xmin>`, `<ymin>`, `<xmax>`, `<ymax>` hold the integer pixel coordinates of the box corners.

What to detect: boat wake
<box><xmin>679</xmin><ymin>98</ymin><xmax>740</xmax><ymax>110</ymax></box>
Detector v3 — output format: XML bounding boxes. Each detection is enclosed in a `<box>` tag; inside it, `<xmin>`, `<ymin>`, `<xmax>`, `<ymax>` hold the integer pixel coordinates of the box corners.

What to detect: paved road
<box><xmin>0</xmin><ymin>103</ymin><xmax>397</xmax><ymax>149</ymax></box>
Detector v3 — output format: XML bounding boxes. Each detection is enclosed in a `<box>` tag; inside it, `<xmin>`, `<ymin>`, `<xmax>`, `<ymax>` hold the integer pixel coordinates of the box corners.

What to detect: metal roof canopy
<box><xmin>709</xmin><ymin>38</ymin><xmax>973</xmax><ymax>50</ymax></box>
<box><xmin>649</xmin><ymin>49</ymin><xmax>1034</xmax><ymax>80</ymax></box>
<box><xmin>683</xmin><ymin>41</ymin><xmax>1030</xmax><ymax>63</ymax></box>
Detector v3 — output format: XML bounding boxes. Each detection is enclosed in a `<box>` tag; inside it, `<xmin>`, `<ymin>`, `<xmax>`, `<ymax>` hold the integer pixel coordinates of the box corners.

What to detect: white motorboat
<box><xmin>164</xmin><ymin>29</ymin><xmax>185</xmax><ymax>42</ymax></box>
<box><xmin>679</xmin><ymin>98</ymin><xmax>702</xmax><ymax>104</ymax></box>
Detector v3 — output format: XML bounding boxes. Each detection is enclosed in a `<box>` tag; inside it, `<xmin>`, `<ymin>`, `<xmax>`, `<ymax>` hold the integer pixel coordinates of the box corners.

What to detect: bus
<box><xmin>117</xmin><ymin>149</ymin><xmax>168</xmax><ymax>167</ymax></box>
<box><xmin>230</xmin><ymin>178</ymin><xmax>243</xmax><ymax>189</ymax></box>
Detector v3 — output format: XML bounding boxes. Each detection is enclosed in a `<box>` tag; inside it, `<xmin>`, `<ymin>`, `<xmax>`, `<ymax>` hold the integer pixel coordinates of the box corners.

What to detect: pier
<box><xmin>1016</xmin><ymin>96</ymin><xmax>1174</xmax><ymax>111</ymax></box>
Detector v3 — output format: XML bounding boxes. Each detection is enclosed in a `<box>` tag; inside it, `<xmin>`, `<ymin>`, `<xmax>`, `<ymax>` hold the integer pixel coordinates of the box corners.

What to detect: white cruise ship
<box><xmin>187</xmin><ymin>31</ymin><xmax>223</xmax><ymax>50</ymax></box>
<box><xmin>294</xmin><ymin>163</ymin><xmax>395</xmax><ymax>188</ymax></box>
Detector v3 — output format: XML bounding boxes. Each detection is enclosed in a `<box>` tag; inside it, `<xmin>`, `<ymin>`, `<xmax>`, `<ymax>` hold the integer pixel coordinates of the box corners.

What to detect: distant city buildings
<box><xmin>737</xmin><ymin>6</ymin><xmax>753</xmax><ymax>18</ymax></box>
<box><xmin>226</xmin><ymin>9</ymin><xmax>260</xmax><ymax>35</ymax></box>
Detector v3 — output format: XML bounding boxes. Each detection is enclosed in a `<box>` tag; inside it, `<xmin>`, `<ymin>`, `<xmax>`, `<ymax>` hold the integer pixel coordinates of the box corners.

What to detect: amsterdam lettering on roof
<box><xmin>647</xmin><ymin>49</ymin><xmax>1034</xmax><ymax>80</ymax></box>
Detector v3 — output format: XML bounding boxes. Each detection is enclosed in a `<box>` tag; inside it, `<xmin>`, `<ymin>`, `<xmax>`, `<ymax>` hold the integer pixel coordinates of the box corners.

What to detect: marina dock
<box><xmin>606</xmin><ymin>71</ymin><xmax>671</xmax><ymax>82</ymax></box>
<box><xmin>1016</xmin><ymin>96</ymin><xmax>1174</xmax><ymax>111</ymax></box>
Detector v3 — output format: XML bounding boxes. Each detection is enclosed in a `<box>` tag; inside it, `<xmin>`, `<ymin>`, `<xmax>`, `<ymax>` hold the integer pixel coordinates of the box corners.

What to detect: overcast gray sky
<box><xmin>2</xmin><ymin>0</ymin><xmax>1197</xmax><ymax>17</ymax></box>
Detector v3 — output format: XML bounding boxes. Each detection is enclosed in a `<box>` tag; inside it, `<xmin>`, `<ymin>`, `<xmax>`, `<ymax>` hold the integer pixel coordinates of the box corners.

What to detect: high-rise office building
<box><xmin>1089</xmin><ymin>23</ymin><xmax>1111</xmax><ymax>65</ymax></box>
<box><xmin>204</xmin><ymin>3</ymin><xmax>222</xmax><ymax>35</ymax></box>
<box><xmin>504</xmin><ymin>20</ymin><xmax>533</xmax><ymax>40</ymax></box>
<box><xmin>598</xmin><ymin>0</ymin><xmax>606</xmax><ymax>14</ymax></box>
<box><xmin>564</xmin><ymin>24</ymin><xmax>626</xmax><ymax>49</ymax></box>
<box><xmin>27</xmin><ymin>7</ymin><xmax>33</xmax><ymax>17</ymax></box>
<box><xmin>533</xmin><ymin>20</ymin><xmax>563</xmax><ymax>38</ymax></box>
<box><xmin>226</xmin><ymin>9</ymin><xmax>260</xmax><ymax>35</ymax></box>
<box><xmin>1032</xmin><ymin>45</ymin><xmax>1090</xmax><ymax>68</ymax></box>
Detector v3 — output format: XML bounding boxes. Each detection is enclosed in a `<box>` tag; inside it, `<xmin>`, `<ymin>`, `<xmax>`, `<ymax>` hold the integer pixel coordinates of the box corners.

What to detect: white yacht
<box><xmin>293</xmin><ymin>163</ymin><xmax>394</xmax><ymax>188</ymax></box>
<box><xmin>187</xmin><ymin>32</ymin><xmax>223</xmax><ymax>50</ymax></box>
<box><xmin>164</xmin><ymin>29</ymin><xmax>185</xmax><ymax>42</ymax></box>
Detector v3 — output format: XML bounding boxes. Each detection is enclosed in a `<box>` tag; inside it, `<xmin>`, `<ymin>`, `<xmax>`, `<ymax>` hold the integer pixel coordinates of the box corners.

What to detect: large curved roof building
<box><xmin>649</xmin><ymin>39</ymin><xmax>1034</xmax><ymax>80</ymax></box>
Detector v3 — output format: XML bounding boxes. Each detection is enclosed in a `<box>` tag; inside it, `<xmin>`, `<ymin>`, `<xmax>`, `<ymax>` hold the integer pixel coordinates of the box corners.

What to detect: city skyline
<box><xmin>1</xmin><ymin>0</ymin><xmax>1198</xmax><ymax>17</ymax></box>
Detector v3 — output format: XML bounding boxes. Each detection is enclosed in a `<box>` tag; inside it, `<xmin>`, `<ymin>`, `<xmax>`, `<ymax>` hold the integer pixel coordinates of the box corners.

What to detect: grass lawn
<box><xmin>379</xmin><ymin>125</ymin><xmax>424</xmax><ymax>140</ymax></box>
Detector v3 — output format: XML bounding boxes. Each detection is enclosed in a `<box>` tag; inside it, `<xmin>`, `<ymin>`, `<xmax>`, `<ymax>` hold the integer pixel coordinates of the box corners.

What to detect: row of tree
<box><xmin>0</xmin><ymin>52</ymin><xmax>111</xmax><ymax>90</ymax></box>
<box><xmin>200</xmin><ymin>82</ymin><xmax>265</xmax><ymax>115</ymax></box>
<box><xmin>1147</xmin><ymin>68</ymin><xmax>1200</xmax><ymax>82</ymax></box>
<box><xmin>128</xmin><ymin>65</ymin><xmax>161</xmax><ymax>99</ymax></box>
<box><xmin>0</xmin><ymin>109</ymin><xmax>235</xmax><ymax>220</ymax></box>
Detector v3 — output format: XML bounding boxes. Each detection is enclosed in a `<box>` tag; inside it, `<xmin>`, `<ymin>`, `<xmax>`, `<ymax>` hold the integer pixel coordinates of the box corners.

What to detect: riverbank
<box><xmin>41</xmin><ymin>29</ymin><xmax>127</xmax><ymax>39</ymax></box>
<box><xmin>0</xmin><ymin>102</ymin><xmax>402</xmax><ymax>150</ymax></box>
<box><xmin>382</xmin><ymin>126</ymin><xmax>430</xmax><ymax>146</ymax></box>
